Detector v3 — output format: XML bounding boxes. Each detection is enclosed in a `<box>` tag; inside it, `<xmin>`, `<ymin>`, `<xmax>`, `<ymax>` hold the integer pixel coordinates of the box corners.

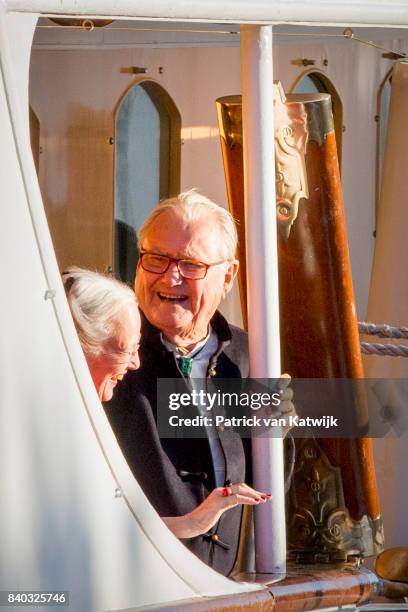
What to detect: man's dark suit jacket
<box><xmin>104</xmin><ymin>310</ymin><xmax>250</xmax><ymax>576</ymax></box>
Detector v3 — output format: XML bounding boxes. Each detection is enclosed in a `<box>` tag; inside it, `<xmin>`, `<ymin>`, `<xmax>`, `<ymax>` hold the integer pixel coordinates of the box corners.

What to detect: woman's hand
<box><xmin>162</xmin><ymin>483</ymin><xmax>271</xmax><ymax>539</ymax></box>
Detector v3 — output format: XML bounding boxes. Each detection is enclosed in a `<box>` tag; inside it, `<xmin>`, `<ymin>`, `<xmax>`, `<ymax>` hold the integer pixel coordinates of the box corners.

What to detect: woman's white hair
<box><xmin>63</xmin><ymin>267</ymin><xmax>138</xmax><ymax>356</ymax></box>
<box><xmin>138</xmin><ymin>189</ymin><xmax>238</xmax><ymax>260</ymax></box>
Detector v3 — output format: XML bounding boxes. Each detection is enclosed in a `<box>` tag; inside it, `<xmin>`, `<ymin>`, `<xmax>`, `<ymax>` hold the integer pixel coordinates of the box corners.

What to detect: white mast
<box><xmin>241</xmin><ymin>24</ymin><xmax>286</xmax><ymax>574</ymax></box>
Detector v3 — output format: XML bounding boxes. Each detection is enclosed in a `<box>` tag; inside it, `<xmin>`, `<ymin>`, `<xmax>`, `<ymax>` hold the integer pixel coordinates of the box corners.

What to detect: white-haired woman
<box><xmin>63</xmin><ymin>267</ymin><xmax>271</xmax><ymax>539</ymax></box>
<box><xmin>63</xmin><ymin>266</ymin><xmax>141</xmax><ymax>402</ymax></box>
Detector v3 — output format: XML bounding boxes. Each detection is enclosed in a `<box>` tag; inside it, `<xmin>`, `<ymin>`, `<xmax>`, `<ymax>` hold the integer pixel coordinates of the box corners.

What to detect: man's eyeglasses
<box><xmin>139</xmin><ymin>251</ymin><xmax>227</xmax><ymax>280</ymax></box>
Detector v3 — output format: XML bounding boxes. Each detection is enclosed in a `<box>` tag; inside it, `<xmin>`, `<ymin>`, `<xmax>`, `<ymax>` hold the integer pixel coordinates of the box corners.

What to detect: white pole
<box><xmin>240</xmin><ymin>24</ymin><xmax>286</xmax><ymax>575</ymax></box>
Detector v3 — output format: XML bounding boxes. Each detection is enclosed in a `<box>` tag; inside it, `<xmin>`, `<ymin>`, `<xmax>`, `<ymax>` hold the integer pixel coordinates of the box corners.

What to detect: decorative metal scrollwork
<box><xmin>274</xmin><ymin>83</ymin><xmax>309</xmax><ymax>240</ymax></box>
<box><xmin>287</xmin><ymin>439</ymin><xmax>384</xmax><ymax>562</ymax></box>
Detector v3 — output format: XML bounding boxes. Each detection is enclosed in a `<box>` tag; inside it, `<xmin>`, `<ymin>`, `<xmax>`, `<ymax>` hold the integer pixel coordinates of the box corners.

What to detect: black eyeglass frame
<box><xmin>139</xmin><ymin>251</ymin><xmax>228</xmax><ymax>280</ymax></box>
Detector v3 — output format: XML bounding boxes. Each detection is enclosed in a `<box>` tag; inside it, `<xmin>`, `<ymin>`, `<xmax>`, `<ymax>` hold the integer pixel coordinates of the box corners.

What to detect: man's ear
<box><xmin>222</xmin><ymin>260</ymin><xmax>239</xmax><ymax>298</ymax></box>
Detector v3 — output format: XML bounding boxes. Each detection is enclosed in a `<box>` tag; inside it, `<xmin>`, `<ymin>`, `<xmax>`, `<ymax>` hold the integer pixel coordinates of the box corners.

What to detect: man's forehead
<box><xmin>142</xmin><ymin>212</ymin><xmax>222</xmax><ymax>254</ymax></box>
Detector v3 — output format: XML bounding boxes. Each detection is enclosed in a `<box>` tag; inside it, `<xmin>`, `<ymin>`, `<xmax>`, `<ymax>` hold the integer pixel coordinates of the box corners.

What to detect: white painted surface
<box><xmin>0</xmin><ymin>4</ymin><xmax>262</xmax><ymax>609</ymax></box>
<box><xmin>241</xmin><ymin>25</ymin><xmax>286</xmax><ymax>575</ymax></box>
<box><xmin>6</xmin><ymin>0</ymin><xmax>408</xmax><ymax>27</ymax></box>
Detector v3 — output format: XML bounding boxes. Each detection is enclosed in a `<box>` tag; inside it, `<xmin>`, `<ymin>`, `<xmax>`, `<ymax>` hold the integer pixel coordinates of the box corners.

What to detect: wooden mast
<box><xmin>216</xmin><ymin>88</ymin><xmax>383</xmax><ymax>563</ymax></box>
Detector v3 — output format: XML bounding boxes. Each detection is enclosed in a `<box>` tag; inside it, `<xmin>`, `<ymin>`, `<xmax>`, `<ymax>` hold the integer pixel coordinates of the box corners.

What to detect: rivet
<box><xmin>82</xmin><ymin>19</ymin><xmax>95</xmax><ymax>32</ymax></box>
<box><xmin>304</xmin><ymin>446</ymin><xmax>316</xmax><ymax>459</ymax></box>
<box><xmin>278</xmin><ymin>204</ymin><xmax>291</xmax><ymax>218</ymax></box>
<box><xmin>114</xmin><ymin>487</ymin><xmax>123</xmax><ymax>498</ymax></box>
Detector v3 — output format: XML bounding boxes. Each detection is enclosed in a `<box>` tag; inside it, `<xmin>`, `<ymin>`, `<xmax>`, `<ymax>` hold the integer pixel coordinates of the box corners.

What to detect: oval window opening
<box><xmin>291</xmin><ymin>71</ymin><xmax>343</xmax><ymax>165</ymax></box>
<box><xmin>375</xmin><ymin>69</ymin><xmax>393</xmax><ymax>226</ymax></box>
<box><xmin>114</xmin><ymin>81</ymin><xmax>181</xmax><ymax>286</ymax></box>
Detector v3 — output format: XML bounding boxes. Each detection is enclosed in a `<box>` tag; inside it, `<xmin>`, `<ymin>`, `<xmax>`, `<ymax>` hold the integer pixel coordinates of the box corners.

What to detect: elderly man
<box><xmin>106</xmin><ymin>190</ymin><xmax>289</xmax><ymax>575</ymax></box>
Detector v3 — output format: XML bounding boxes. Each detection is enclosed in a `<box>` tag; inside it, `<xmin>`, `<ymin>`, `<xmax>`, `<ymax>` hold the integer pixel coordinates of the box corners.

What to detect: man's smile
<box><xmin>157</xmin><ymin>292</ymin><xmax>189</xmax><ymax>303</ymax></box>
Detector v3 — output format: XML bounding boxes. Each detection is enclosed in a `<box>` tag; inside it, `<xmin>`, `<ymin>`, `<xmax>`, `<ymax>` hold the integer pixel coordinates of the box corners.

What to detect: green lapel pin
<box><xmin>179</xmin><ymin>357</ymin><xmax>193</xmax><ymax>377</ymax></box>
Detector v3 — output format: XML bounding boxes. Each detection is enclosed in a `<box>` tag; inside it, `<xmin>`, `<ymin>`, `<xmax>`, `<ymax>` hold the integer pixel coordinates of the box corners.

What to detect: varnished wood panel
<box><xmin>29</xmin><ymin>105</ymin><xmax>40</xmax><ymax>173</ymax></box>
<box><xmin>135</xmin><ymin>589</ymin><xmax>273</xmax><ymax>612</ymax></box>
<box><xmin>29</xmin><ymin>50</ymin><xmax>123</xmax><ymax>273</ymax></box>
<box><xmin>236</xmin><ymin>565</ymin><xmax>378</xmax><ymax>612</ymax></box>
<box><xmin>44</xmin><ymin>103</ymin><xmax>114</xmax><ymax>272</ymax></box>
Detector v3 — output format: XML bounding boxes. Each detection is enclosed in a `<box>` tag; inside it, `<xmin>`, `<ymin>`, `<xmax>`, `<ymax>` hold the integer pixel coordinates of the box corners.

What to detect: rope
<box><xmin>358</xmin><ymin>322</ymin><xmax>408</xmax><ymax>340</ymax></box>
<box><xmin>358</xmin><ymin>321</ymin><xmax>408</xmax><ymax>358</ymax></box>
<box><xmin>360</xmin><ymin>342</ymin><xmax>408</xmax><ymax>358</ymax></box>
<box><xmin>35</xmin><ymin>25</ymin><xmax>407</xmax><ymax>58</ymax></box>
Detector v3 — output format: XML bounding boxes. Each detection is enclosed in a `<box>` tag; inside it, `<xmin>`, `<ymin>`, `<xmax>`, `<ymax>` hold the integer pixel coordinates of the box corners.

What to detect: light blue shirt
<box><xmin>161</xmin><ymin>329</ymin><xmax>226</xmax><ymax>486</ymax></box>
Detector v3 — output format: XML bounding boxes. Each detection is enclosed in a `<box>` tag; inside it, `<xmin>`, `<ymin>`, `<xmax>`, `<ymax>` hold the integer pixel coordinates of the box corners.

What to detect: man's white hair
<box><xmin>138</xmin><ymin>189</ymin><xmax>238</xmax><ymax>260</ymax></box>
<box><xmin>63</xmin><ymin>267</ymin><xmax>138</xmax><ymax>356</ymax></box>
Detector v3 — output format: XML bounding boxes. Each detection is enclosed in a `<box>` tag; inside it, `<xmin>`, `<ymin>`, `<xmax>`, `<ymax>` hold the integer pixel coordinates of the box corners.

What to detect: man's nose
<box><xmin>162</xmin><ymin>260</ymin><xmax>183</xmax><ymax>283</ymax></box>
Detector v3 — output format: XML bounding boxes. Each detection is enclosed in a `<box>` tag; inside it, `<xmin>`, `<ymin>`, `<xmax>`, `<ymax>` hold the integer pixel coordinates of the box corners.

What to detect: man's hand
<box><xmin>276</xmin><ymin>373</ymin><xmax>296</xmax><ymax>437</ymax></box>
<box><xmin>277</xmin><ymin>373</ymin><xmax>295</xmax><ymax>412</ymax></box>
<box><xmin>252</xmin><ymin>373</ymin><xmax>296</xmax><ymax>438</ymax></box>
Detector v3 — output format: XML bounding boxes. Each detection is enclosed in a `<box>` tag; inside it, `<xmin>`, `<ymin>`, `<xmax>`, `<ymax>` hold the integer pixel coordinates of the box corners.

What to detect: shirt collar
<box><xmin>160</xmin><ymin>327</ymin><xmax>212</xmax><ymax>358</ymax></box>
